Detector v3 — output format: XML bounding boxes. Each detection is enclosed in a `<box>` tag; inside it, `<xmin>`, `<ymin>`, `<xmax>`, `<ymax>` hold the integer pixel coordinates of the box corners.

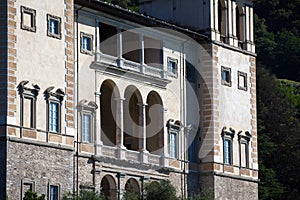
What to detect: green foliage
<box><xmin>257</xmin><ymin>66</ymin><xmax>300</xmax><ymax>199</ymax></box>
<box><xmin>144</xmin><ymin>180</ymin><xmax>179</xmax><ymax>200</ymax></box>
<box><xmin>103</xmin><ymin>0</ymin><xmax>139</xmax><ymax>11</ymax></box>
<box><xmin>23</xmin><ymin>190</ymin><xmax>45</xmax><ymax>200</ymax></box>
<box><xmin>62</xmin><ymin>185</ymin><xmax>104</xmax><ymax>200</ymax></box>
<box><xmin>189</xmin><ymin>189</ymin><xmax>214</xmax><ymax>200</ymax></box>
<box><xmin>122</xmin><ymin>190</ymin><xmax>140</xmax><ymax>200</ymax></box>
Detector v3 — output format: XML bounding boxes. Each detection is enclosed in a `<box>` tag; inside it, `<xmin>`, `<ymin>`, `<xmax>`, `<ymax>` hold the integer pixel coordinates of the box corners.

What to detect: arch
<box><xmin>101</xmin><ymin>175</ymin><xmax>117</xmax><ymax>200</ymax></box>
<box><xmin>146</xmin><ymin>91</ymin><xmax>164</xmax><ymax>154</ymax></box>
<box><xmin>100</xmin><ymin>80</ymin><xmax>120</xmax><ymax>146</ymax></box>
<box><xmin>236</xmin><ymin>5</ymin><xmax>245</xmax><ymax>43</ymax></box>
<box><xmin>218</xmin><ymin>0</ymin><xmax>226</xmax><ymax>40</ymax></box>
<box><xmin>125</xmin><ymin>178</ymin><xmax>140</xmax><ymax>195</ymax></box>
<box><xmin>124</xmin><ymin>85</ymin><xmax>143</xmax><ymax>151</ymax></box>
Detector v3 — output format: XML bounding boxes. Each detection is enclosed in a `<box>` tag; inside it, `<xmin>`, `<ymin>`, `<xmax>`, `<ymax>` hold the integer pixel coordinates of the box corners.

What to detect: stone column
<box><xmin>162</xmin><ymin>107</ymin><xmax>169</xmax><ymax>167</ymax></box>
<box><xmin>95</xmin><ymin>92</ymin><xmax>102</xmax><ymax>155</ymax></box>
<box><xmin>231</xmin><ymin>1</ymin><xmax>238</xmax><ymax>47</ymax></box>
<box><xmin>140</xmin><ymin>34</ymin><xmax>145</xmax><ymax>74</ymax></box>
<box><xmin>95</xmin><ymin>20</ymin><xmax>101</xmax><ymax>61</ymax></box>
<box><xmin>214</xmin><ymin>0</ymin><xmax>220</xmax><ymax>41</ymax></box>
<box><xmin>116</xmin><ymin>97</ymin><xmax>126</xmax><ymax>159</ymax></box>
<box><xmin>117</xmin><ymin>27</ymin><xmax>124</xmax><ymax>67</ymax></box>
<box><xmin>227</xmin><ymin>0</ymin><xmax>233</xmax><ymax>45</ymax></box>
<box><xmin>139</xmin><ymin>103</ymin><xmax>148</xmax><ymax>163</ymax></box>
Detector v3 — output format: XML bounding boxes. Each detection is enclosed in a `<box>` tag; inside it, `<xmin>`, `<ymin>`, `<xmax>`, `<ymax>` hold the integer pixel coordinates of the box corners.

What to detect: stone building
<box><xmin>0</xmin><ymin>0</ymin><xmax>258</xmax><ymax>199</ymax></box>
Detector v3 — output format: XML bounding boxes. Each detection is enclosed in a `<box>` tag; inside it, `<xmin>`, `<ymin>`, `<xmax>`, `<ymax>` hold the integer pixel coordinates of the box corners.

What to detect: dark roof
<box><xmin>74</xmin><ymin>0</ymin><xmax>209</xmax><ymax>42</ymax></box>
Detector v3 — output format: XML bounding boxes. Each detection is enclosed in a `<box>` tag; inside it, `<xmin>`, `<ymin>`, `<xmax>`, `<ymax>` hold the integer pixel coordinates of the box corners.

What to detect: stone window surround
<box><xmin>221</xmin><ymin>127</ymin><xmax>235</xmax><ymax>165</ymax></box>
<box><xmin>17</xmin><ymin>81</ymin><xmax>40</xmax><ymax>129</ymax></box>
<box><xmin>167</xmin><ymin>119</ymin><xmax>182</xmax><ymax>159</ymax></box>
<box><xmin>21</xmin><ymin>179</ymin><xmax>35</xmax><ymax>198</ymax></box>
<box><xmin>238</xmin><ymin>71</ymin><xmax>247</xmax><ymax>91</ymax></box>
<box><xmin>44</xmin><ymin>87</ymin><xmax>65</xmax><ymax>133</ymax></box>
<box><xmin>78</xmin><ymin>100</ymin><xmax>98</xmax><ymax>144</ymax></box>
<box><xmin>20</xmin><ymin>6</ymin><xmax>36</xmax><ymax>32</ymax></box>
<box><xmin>47</xmin><ymin>14</ymin><xmax>62</xmax><ymax>39</ymax></box>
<box><xmin>48</xmin><ymin>183</ymin><xmax>60</xmax><ymax>200</ymax></box>
<box><xmin>238</xmin><ymin>131</ymin><xmax>251</xmax><ymax>168</ymax></box>
<box><xmin>80</xmin><ymin>32</ymin><xmax>93</xmax><ymax>55</ymax></box>
<box><xmin>167</xmin><ymin>57</ymin><xmax>178</xmax><ymax>78</ymax></box>
<box><xmin>221</xmin><ymin>66</ymin><xmax>232</xmax><ymax>87</ymax></box>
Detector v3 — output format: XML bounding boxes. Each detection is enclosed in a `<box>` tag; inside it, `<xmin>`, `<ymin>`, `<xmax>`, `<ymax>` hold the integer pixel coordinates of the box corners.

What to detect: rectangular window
<box><xmin>169</xmin><ymin>132</ymin><xmax>177</xmax><ymax>158</ymax></box>
<box><xmin>186</xmin><ymin>61</ymin><xmax>196</xmax><ymax>82</ymax></box>
<box><xmin>47</xmin><ymin>14</ymin><xmax>61</xmax><ymax>39</ymax></box>
<box><xmin>221</xmin><ymin>66</ymin><xmax>231</xmax><ymax>86</ymax></box>
<box><xmin>49</xmin><ymin>185</ymin><xmax>59</xmax><ymax>200</ymax></box>
<box><xmin>49</xmin><ymin>102</ymin><xmax>59</xmax><ymax>132</ymax></box>
<box><xmin>224</xmin><ymin>138</ymin><xmax>231</xmax><ymax>164</ymax></box>
<box><xmin>82</xmin><ymin>114</ymin><xmax>91</xmax><ymax>143</ymax></box>
<box><xmin>80</xmin><ymin>32</ymin><xmax>93</xmax><ymax>55</ymax></box>
<box><xmin>238</xmin><ymin>71</ymin><xmax>247</xmax><ymax>91</ymax></box>
<box><xmin>168</xmin><ymin>58</ymin><xmax>178</xmax><ymax>77</ymax></box>
<box><xmin>21</xmin><ymin>6</ymin><xmax>36</xmax><ymax>32</ymax></box>
<box><xmin>23</xmin><ymin>97</ymin><xmax>33</xmax><ymax>128</ymax></box>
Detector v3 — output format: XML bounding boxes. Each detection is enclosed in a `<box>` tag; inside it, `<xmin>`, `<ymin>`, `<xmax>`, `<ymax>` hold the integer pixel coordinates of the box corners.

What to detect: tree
<box><xmin>144</xmin><ymin>180</ymin><xmax>179</xmax><ymax>200</ymax></box>
<box><xmin>63</xmin><ymin>185</ymin><xmax>104</xmax><ymax>200</ymax></box>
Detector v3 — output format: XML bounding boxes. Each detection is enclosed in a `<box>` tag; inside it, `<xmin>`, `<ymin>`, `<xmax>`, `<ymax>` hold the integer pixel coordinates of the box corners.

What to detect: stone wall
<box><xmin>6</xmin><ymin>140</ymin><xmax>73</xmax><ymax>200</ymax></box>
<box><xmin>214</xmin><ymin>175</ymin><xmax>258</xmax><ymax>200</ymax></box>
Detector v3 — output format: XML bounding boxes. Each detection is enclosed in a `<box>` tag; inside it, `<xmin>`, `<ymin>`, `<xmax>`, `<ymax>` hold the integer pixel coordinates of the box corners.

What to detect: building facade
<box><xmin>0</xmin><ymin>0</ymin><xmax>258</xmax><ymax>199</ymax></box>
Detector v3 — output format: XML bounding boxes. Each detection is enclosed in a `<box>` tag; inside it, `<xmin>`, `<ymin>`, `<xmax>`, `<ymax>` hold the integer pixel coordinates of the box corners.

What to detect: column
<box><xmin>249</xmin><ymin>6</ymin><xmax>255</xmax><ymax>52</ymax></box>
<box><xmin>140</xmin><ymin>34</ymin><xmax>145</xmax><ymax>74</ymax></box>
<box><xmin>231</xmin><ymin>1</ymin><xmax>238</xmax><ymax>47</ymax></box>
<box><xmin>116</xmin><ymin>97</ymin><xmax>126</xmax><ymax>159</ymax></box>
<box><xmin>95</xmin><ymin>92</ymin><xmax>102</xmax><ymax>155</ymax></box>
<box><xmin>214</xmin><ymin>0</ymin><xmax>220</xmax><ymax>41</ymax></box>
<box><xmin>245</xmin><ymin>6</ymin><xmax>251</xmax><ymax>51</ymax></box>
<box><xmin>139</xmin><ymin>103</ymin><xmax>148</xmax><ymax>163</ymax></box>
<box><xmin>227</xmin><ymin>0</ymin><xmax>233</xmax><ymax>45</ymax></box>
<box><xmin>162</xmin><ymin>107</ymin><xmax>169</xmax><ymax>167</ymax></box>
<box><xmin>117</xmin><ymin>27</ymin><xmax>124</xmax><ymax>67</ymax></box>
<box><xmin>95</xmin><ymin>20</ymin><xmax>101</xmax><ymax>61</ymax></box>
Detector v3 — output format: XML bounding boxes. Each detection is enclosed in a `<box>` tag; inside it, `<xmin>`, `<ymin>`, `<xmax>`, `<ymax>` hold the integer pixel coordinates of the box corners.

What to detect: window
<box><xmin>221</xmin><ymin>66</ymin><xmax>231</xmax><ymax>86</ymax></box>
<box><xmin>238</xmin><ymin>71</ymin><xmax>247</xmax><ymax>91</ymax></box>
<box><xmin>221</xmin><ymin>127</ymin><xmax>235</xmax><ymax>165</ymax></box>
<box><xmin>17</xmin><ymin>81</ymin><xmax>39</xmax><ymax>128</ymax></box>
<box><xmin>49</xmin><ymin>102</ymin><xmax>59</xmax><ymax>132</ymax></box>
<box><xmin>82</xmin><ymin>114</ymin><xmax>91</xmax><ymax>143</ymax></box>
<box><xmin>168</xmin><ymin>58</ymin><xmax>178</xmax><ymax>77</ymax></box>
<box><xmin>169</xmin><ymin>132</ymin><xmax>177</xmax><ymax>158</ymax></box>
<box><xmin>79</xmin><ymin>100</ymin><xmax>97</xmax><ymax>143</ymax></box>
<box><xmin>224</xmin><ymin>139</ymin><xmax>232</xmax><ymax>164</ymax></box>
<box><xmin>22</xmin><ymin>180</ymin><xmax>35</xmax><ymax>199</ymax></box>
<box><xmin>44</xmin><ymin>87</ymin><xmax>64</xmax><ymax>133</ymax></box>
<box><xmin>49</xmin><ymin>185</ymin><xmax>59</xmax><ymax>200</ymax></box>
<box><xmin>47</xmin><ymin>14</ymin><xmax>61</xmax><ymax>39</ymax></box>
<box><xmin>21</xmin><ymin>6</ymin><xmax>36</xmax><ymax>32</ymax></box>
<box><xmin>238</xmin><ymin>131</ymin><xmax>251</xmax><ymax>168</ymax></box>
<box><xmin>186</xmin><ymin>61</ymin><xmax>196</xmax><ymax>82</ymax></box>
<box><xmin>80</xmin><ymin>32</ymin><xmax>93</xmax><ymax>55</ymax></box>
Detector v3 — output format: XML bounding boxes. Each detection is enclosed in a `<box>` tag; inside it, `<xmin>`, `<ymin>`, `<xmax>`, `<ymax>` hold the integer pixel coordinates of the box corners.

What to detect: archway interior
<box><xmin>146</xmin><ymin>91</ymin><xmax>164</xmax><ymax>155</ymax></box>
<box><xmin>124</xmin><ymin>86</ymin><xmax>142</xmax><ymax>151</ymax></box>
<box><xmin>100</xmin><ymin>80</ymin><xmax>119</xmax><ymax>146</ymax></box>
<box><xmin>101</xmin><ymin>175</ymin><xmax>117</xmax><ymax>200</ymax></box>
<box><xmin>125</xmin><ymin>178</ymin><xmax>140</xmax><ymax>195</ymax></box>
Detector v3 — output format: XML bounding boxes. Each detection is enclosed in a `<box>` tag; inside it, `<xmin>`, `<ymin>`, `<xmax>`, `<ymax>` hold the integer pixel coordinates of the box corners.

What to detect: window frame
<box><xmin>167</xmin><ymin>57</ymin><xmax>178</xmax><ymax>78</ymax></box>
<box><xmin>80</xmin><ymin>32</ymin><xmax>93</xmax><ymax>55</ymax></box>
<box><xmin>21</xmin><ymin>179</ymin><xmax>35</xmax><ymax>199</ymax></box>
<box><xmin>167</xmin><ymin>119</ymin><xmax>182</xmax><ymax>159</ymax></box>
<box><xmin>169</xmin><ymin>131</ymin><xmax>178</xmax><ymax>158</ymax></box>
<box><xmin>49</xmin><ymin>101</ymin><xmax>60</xmax><ymax>133</ymax></box>
<box><xmin>221</xmin><ymin>66</ymin><xmax>232</xmax><ymax>87</ymax></box>
<box><xmin>81</xmin><ymin>113</ymin><xmax>92</xmax><ymax>143</ymax></box>
<box><xmin>44</xmin><ymin>87</ymin><xmax>65</xmax><ymax>134</ymax></box>
<box><xmin>17</xmin><ymin>81</ymin><xmax>40</xmax><ymax>129</ymax></box>
<box><xmin>238</xmin><ymin>131</ymin><xmax>251</xmax><ymax>168</ymax></box>
<box><xmin>238</xmin><ymin>71</ymin><xmax>247</xmax><ymax>91</ymax></box>
<box><xmin>20</xmin><ymin>6</ymin><xmax>36</xmax><ymax>32</ymax></box>
<box><xmin>221</xmin><ymin>128</ymin><xmax>235</xmax><ymax>165</ymax></box>
<box><xmin>47</xmin><ymin>14</ymin><xmax>61</xmax><ymax>39</ymax></box>
<box><xmin>49</xmin><ymin>184</ymin><xmax>60</xmax><ymax>200</ymax></box>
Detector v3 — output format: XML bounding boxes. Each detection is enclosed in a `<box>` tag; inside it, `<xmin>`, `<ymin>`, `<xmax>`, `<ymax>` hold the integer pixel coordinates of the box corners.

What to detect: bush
<box><xmin>23</xmin><ymin>190</ymin><xmax>45</xmax><ymax>200</ymax></box>
<box><xmin>63</xmin><ymin>185</ymin><xmax>104</xmax><ymax>200</ymax></box>
<box><xmin>144</xmin><ymin>180</ymin><xmax>178</xmax><ymax>200</ymax></box>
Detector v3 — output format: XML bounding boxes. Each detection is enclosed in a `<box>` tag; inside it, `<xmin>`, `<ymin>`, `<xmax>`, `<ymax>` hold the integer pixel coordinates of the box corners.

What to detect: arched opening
<box><xmin>236</xmin><ymin>5</ymin><xmax>245</xmax><ymax>45</ymax></box>
<box><xmin>100</xmin><ymin>80</ymin><xmax>119</xmax><ymax>146</ymax></box>
<box><xmin>124</xmin><ymin>86</ymin><xmax>142</xmax><ymax>151</ymax></box>
<box><xmin>125</xmin><ymin>178</ymin><xmax>140</xmax><ymax>197</ymax></box>
<box><xmin>218</xmin><ymin>0</ymin><xmax>226</xmax><ymax>41</ymax></box>
<box><xmin>101</xmin><ymin>175</ymin><xmax>117</xmax><ymax>200</ymax></box>
<box><xmin>146</xmin><ymin>91</ymin><xmax>164</xmax><ymax>155</ymax></box>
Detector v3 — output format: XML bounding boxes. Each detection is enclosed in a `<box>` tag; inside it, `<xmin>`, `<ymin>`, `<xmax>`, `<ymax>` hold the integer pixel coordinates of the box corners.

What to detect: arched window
<box><xmin>146</xmin><ymin>91</ymin><xmax>164</xmax><ymax>155</ymax></box>
<box><xmin>124</xmin><ymin>86</ymin><xmax>142</xmax><ymax>151</ymax></box>
<box><xmin>100</xmin><ymin>80</ymin><xmax>120</xmax><ymax>146</ymax></box>
<box><xmin>218</xmin><ymin>0</ymin><xmax>226</xmax><ymax>42</ymax></box>
<box><xmin>101</xmin><ymin>175</ymin><xmax>117</xmax><ymax>199</ymax></box>
<box><xmin>236</xmin><ymin>5</ymin><xmax>245</xmax><ymax>47</ymax></box>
